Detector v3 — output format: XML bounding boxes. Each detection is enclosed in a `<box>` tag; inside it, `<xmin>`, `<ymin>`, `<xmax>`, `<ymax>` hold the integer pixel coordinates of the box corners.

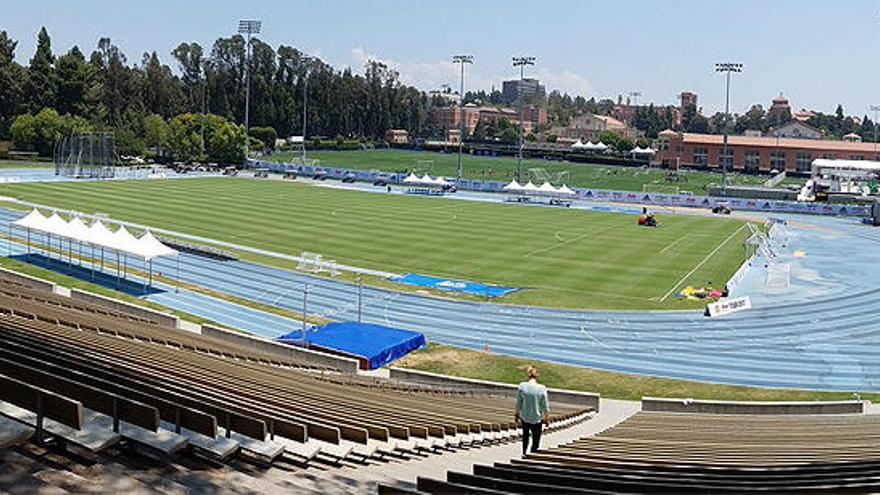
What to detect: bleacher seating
<box><xmin>0</xmin><ymin>275</ymin><xmax>593</xmax><ymax>490</ymax></box>
<box><xmin>396</xmin><ymin>411</ymin><xmax>880</xmax><ymax>494</ymax></box>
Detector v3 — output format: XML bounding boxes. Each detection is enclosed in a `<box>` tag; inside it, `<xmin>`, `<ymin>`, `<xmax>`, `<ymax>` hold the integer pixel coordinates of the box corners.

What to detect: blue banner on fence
<box><xmin>393</xmin><ymin>273</ymin><xmax>518</xmax><ymax>298</ymax></box>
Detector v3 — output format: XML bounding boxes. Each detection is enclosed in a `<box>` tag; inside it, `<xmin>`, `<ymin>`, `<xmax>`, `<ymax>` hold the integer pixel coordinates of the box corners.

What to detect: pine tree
<box><xmin>25</xmin><ymin>27</ymin><xmax>56</xmax><ymax>113</ymax></box>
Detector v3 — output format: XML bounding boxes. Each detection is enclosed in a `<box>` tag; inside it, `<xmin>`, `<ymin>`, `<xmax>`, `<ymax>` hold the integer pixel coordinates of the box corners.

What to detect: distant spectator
<box><xmin>515</xmin><ymin>366</ymin><xmax>550</xmax><ymax>457</ymax></box>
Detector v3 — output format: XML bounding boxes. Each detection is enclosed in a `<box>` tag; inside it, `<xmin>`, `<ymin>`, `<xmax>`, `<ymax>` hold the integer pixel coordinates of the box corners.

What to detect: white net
<box><xmin>765</xmin><ymin>262</ymin><xmax>791</xmax><ymax>292</ymax></box>
<box><xmin>296</xmin><ymin>252</ymin><xmax>341</xmax><ymax>276</ymax></box>
<box><xmin>642</xmin><ymin>183</ymin><xmax>679</xmax><ymax>194</ymax></box>
<box><xmin>297</xmin><ymin>252</ymin><xmax>324</xmax><ymax>273</ymax></box>
<box><xmin>414</xmin><ymin>160</ymin><xmax>435</xmax><ymax>175</ymax></box>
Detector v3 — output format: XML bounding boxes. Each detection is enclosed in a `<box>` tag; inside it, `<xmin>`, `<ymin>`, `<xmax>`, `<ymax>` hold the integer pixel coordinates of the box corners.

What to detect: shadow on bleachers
<box><xmin>9</xmin><ymin>253</ymin><xmax>165</xmax><ymax>296</ymax></box>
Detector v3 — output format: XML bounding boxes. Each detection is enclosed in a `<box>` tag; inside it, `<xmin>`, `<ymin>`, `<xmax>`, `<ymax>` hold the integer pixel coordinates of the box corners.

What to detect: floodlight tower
<box><xmin>512</xmin><ymin>56</ymin><xmax>535</xmax><ymax>183</ymax></box>
<box><xmin>871</xmin><ymin>105</ymin><xmax>880</xmax><ymax>152</ymax></box>
<box><xmin>453</xmin><ymin>54</ymin><xmax>473</xmax><ymax>182</ymax></box>
<box><xmin>628</xmin><ymin>91</ymin><xmax>642</xmax><ymax>107</ymax></box>
<box><xmin>238</xmin><ymin>19</ymin><xmax>261</xmax><ymax>160</ymax></box>
<box><xmin>715</xmin><ymin>62</ymin><xmax>742</xmax><ymax>196</ymax></box>
<box><xmin>301</xmin><ymin>55</ymin><xmax>314</xmax><ymax>165</ymax></box>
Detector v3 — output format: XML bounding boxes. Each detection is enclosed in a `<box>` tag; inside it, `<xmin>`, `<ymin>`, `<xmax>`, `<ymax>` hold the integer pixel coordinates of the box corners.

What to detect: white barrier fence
<box><xmin>251</xmin><ymin>160</ymin><xmax>871</xmax><ymax>218</ymax></box>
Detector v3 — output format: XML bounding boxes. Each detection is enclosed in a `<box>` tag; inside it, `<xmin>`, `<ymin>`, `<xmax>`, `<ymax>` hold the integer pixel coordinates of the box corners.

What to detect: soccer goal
<box><xmin>527</xmin><ymin>168</ymin><xmax>569</xmax><ymax>184</ymax></box>
<box><xmin>642</xmin><ymin>183</ymin><xmax>680</xmax><ymax>195</ymax></box>
<box><xmin>765</xmin><ymin>262</ymin><xmax>791</xmax><ymax>292</ymax></box>
<box><xmin>296</xmin><ymin>252</ymin><xmax>341</xmax><ymax>276</ymax></box>
<box><xmin>413</xmin><ymin>160</ymin><xmax>435</xmax><ymax>175</ymax></box>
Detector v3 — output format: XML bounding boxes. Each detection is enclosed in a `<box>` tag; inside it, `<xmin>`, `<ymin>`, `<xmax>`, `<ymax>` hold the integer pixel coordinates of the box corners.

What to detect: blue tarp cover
<box><xmin>276</xmin><ymin>322</ymin><xmax>426</xmax><ymax>370</ymax></box>
<box><xmin>393</xmin><ymin>273</ymin><xmax>518</xmax><ymax>298</ymax></box>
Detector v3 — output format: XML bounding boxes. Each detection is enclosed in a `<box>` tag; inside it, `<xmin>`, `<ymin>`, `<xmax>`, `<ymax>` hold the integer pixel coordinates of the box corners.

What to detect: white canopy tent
<box><xmin>12</xmin><ymin>209</ymin><xmax>179</xmax><ymax>293</ymax></box>
<box><xmin>503</xmin><ymin>179</ymin><xmax>523</xmax><ymax>192</ymax></box>
<box><xmin>630</xmin><ymin>146</ymin><xmax>656</xmax><ymax>156</ymax></box>
<box><xmin>557</xmin><ymin>184</ymin><xmax>576</xmax><ymax>196</ymax></box>
<box><xmin>537</xmin><ymin>181</ymin><xmax>559</xmax><ymax>195</ymax></box>
<box><xmin>571</xmin><ymin>140</ymin><xmax>587</xmax><ymax>149</ymax></box>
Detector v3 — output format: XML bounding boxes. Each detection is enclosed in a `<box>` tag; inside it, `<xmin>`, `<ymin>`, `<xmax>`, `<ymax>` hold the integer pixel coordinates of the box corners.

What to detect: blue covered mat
<box><xmin>393</xmin><ymin>273</ymin><xmax>518</xmax><ymax>298</ymax></box>
<box><xmin>277</xmin><ymin>322</ymin><xmax>426</xmax><ymax>370</ymax></box>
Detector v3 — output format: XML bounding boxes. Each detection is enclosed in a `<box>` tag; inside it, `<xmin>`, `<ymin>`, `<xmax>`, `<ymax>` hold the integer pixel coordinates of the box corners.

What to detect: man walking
<box><xmin>515</xmin><ymin>366</ymin><xmax>550</xmax><ymax>457</ymax></box>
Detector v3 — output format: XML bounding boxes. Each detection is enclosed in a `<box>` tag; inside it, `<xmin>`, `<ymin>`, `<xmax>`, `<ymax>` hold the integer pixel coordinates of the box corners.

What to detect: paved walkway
<box><xmin>288</xmin><ymin>398</ymin><xmax>640</xmax><ymax>494</ymax></box>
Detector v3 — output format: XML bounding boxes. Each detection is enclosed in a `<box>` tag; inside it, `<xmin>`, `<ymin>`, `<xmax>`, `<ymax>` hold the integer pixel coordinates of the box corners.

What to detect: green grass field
<box><xmin>0</xmin><ymin>178</ymin><xmax>750</xmax><ymax>310</ymax></box>
<box><xmin>272</xmin><ymin>149</ymin><xmax>798</xmax><ymax>194</ymax></box>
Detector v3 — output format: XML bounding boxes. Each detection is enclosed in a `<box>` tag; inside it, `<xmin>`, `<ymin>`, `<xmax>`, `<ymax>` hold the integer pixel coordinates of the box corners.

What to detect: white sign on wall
<box><xmin>707</xmin><ymin>296</ymin><xmax>752</xmax><ymax>317</ymax></box>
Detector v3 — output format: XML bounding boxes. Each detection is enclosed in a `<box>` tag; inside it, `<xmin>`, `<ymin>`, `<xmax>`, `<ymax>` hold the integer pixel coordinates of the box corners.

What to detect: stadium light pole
<box><xmin>238</xmin><ymin>19</ymin><xmax>261</xmax><ymax>162</ymax></box>
<box><xmin>715</xmin><ymin>62</ymin><xmax>742</xmax><ymax>196</ymax></box>
<box><xmin>302</xmin><ymin>282</ymin><xmax>310</xmax><ymax>346</ymax></box>
<box><xmin>512</xmin><ymin>56</ymin><xmax>535</xmax><ymax>183</ymax></box>
<box><xmin>871</xmin><ymin>105</ymin><xmax>880</xmax><ymax>152</ymax></box>
<box><xmin>628</xmin><ymin>91</ymin><xmax>642</xmax><ymax>107</ymax></box>
<box><xmin>301</xmin><ymin>55</ymin><xmax>313</xmax><ymax>165</ymax></box>
<box><xmin>453</xmin><ymin>54</ymin><xmax>473</xmax><ymax>182</ymax></box>
<box><xmin>357</xmin><ymin>274</ymin><xmax>363</xmax><ymax>323</ymax></box>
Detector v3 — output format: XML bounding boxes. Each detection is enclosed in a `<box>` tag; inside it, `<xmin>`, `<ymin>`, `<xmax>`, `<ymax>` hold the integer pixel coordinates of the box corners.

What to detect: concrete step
<box><xmin>160</xmin><ymin>421</ymin><xmax>239</xmax><ymax>461</ymax></box>
<box><xmin>0</xmin><ymin>402</ymin><xmax>119</xmax><ymax>453</ymax></box>
<box><xmin>0</xmin><ymin>449</ymin><xmax>68</xmax><ymax>495</ymax></box>
<box><xmin>0</xmin><ymin>415</ymin><xmax>34</xmax><ymax>449</ymax></box>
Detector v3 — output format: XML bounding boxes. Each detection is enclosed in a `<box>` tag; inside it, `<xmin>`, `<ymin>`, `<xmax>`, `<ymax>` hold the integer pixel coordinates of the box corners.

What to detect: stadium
<box><xmin>6</xmin><ymin>4</ymin><xmax>880</xmax><ymax>494</ymax></box>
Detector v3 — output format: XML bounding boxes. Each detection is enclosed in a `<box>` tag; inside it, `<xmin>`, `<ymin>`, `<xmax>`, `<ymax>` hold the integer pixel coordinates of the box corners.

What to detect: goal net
<box><xmin>642</xmin><ymin>183</ymin><xmax>679</xmax><ymax>195</ymax></box>
<box><xmin>765</xmin><ymin>262</ymin><xmax>791</xmax><ymax>292</ymax></box>
<box><xmin>527</xmin><ymin>168</ymin><xmax>569</xmax><ymax>185</ymax></box>
<box><xmin>413</xmin><ymin>160</ymin><xmax>435</xmax><ymax>175</ymax></box>
<box><xmin>296</xmin><ymin>252</ymin><xmax>341</xmax><ymax>276</ymax></box>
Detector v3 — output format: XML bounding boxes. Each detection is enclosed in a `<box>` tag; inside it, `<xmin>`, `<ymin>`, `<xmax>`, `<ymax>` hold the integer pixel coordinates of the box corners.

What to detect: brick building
<box><xmin>431</xmin><ymin>104</ymin><xmax>548</xmax><ymax>137</ymax></box>
<box><xmin>654</xmin><ymin>130</ymin><xmax>880</xmax><ymax>174</ymax></box>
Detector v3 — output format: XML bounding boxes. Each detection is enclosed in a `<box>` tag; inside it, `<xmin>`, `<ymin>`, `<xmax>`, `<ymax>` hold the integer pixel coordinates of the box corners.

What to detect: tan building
<box><xmin>432</xmin><ymin>104</ymin><xmax>547</xmax><ymax>137</ymax></box>
<box><xmin>385</xmin><ymin>129</ymin><xmax>409</xmax><ymax>145</ymax></box>
<box><xmin>551</xmin><ymin>113</ymin><xmax>640</xmax><ymax>142</ymax></box>
<box><xmin>655</xmin><ymin>130</ymin><xmax>880</xmax><ymax>174</ymax></box>
<box><xmin>769</xmin><ymin>121</ymin><xmax>822</xmax><ymax>140</ymax></box>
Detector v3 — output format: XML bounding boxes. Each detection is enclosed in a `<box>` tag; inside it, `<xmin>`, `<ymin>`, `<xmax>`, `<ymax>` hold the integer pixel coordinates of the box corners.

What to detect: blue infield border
<box><xmin>393</xmin><ymin>273</ymin><xmax>518</xmax><ymax>298</ymax></box>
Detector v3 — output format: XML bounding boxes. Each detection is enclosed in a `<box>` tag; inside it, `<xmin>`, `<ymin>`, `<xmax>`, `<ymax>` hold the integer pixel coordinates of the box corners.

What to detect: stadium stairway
<box><xmin>390</xmin><ymin>407</ymin><xmax>880</xmax><ymax>494</ymax></box>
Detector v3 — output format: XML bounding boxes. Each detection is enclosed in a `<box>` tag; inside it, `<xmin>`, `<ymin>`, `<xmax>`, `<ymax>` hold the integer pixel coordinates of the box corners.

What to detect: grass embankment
<box><xmin>0</xmin><ymin>178</ymin><xmax>749</xmax><ymax>311</ymax></box>
<box><xmin>397</xmin><ymin>343</ymin><xmax>880</xmax><ymax>402</ymax></box>
<box><xmin>272</xmin><ymin>149</ymin><xmax>801</xmax><ymax>194</ymax></box>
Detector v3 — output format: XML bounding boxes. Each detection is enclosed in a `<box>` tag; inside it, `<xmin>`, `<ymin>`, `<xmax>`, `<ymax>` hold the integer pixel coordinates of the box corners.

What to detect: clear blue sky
<box><xmin>5</xmin><ymin>0</ymin><xmax>880</xmax><ymax>116</ymax></box>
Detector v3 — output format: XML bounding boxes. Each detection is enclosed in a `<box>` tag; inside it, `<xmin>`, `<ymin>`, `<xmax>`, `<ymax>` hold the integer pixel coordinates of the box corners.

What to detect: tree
<box><xmin>10</xmin><ymin>108</ymin><xmax>89</xmax><ymax>156</ymax></box>
<box><xmin>248</xmin><ymin>126</ymin><xmax>277</xmax><ymax>150</ymax></box>
<box><xmin>207</xmin><ymin>118</ymin><xmax>246</xmax><ymax>163</ymax></box>
<box><xmin>9</xmin><ymin>114</ymin><xmax>37</xmax><ymax>151</ymax></box>
<box><xmin>598</xmin><ymin>130</ymin><xmax>621</xmax><ymax>148</ymax></box>
<box><xmin>55</xmin><ymin>46</ymin><xmax>95</xmax><ymax>117</ymax></box>
<box><xmin>144</xmin><ymin>114</ymin><xmax>168</xmax><ymax>151</ymax></box>
<box><xmin>164</xmin><ymin>114</ymin><xmax>203</xmax><ymax>163</ymax></box>
<box><xmin>498</xmin><ymin>126</ymin><xmax>518</xmax><ymax>143</ymax></box>
<box><xmin>472</xmin><ymin>120</ymin><xmax>487</xmax><ymax>141</ymax></box>
<box><xmin>0</xmin><ymin>31</ymin><xmax>24</xmax><ymax>137</ymax></box>
<box><xmin>25</xmin><ymin>27</ymin><xmax>56</xmax><ymax>113</ymax></box>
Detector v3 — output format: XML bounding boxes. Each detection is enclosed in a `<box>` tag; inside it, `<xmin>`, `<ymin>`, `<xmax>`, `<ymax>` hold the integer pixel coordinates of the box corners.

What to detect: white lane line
<box><xmin>659</xmin><ymin>233</ymin><xmax>691</xmax><ymax>254</ymax></box>
<box><xmin>659</xmin><ymin>223</ymin><xmax>749</xmax><ymax>302</ymax></box>
<box><xmin>525</xmin><ymin>230</ymin><xmax>593</xmax><ymax>257</ymax></box>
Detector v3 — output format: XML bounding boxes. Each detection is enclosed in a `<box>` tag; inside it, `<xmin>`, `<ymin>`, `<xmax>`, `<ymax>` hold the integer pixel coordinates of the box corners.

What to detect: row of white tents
<box><xmin>12</xmin><ymin>209</ymin><xmax>179</xmax><ymax>291</ymax></box>
<box><xmin>571</xmin><ymin>140</ymin><xmax>609</xmax><ymax>152</ymax></box>
<box><xmin>572</xmin><ymin>139</ymin><xmax>657</xmax><ymax>157</ymax></box>
<box><xmin>402</xmin><ymin>173</ymin><xmax>451</xmax><ymax>188</ymax></box>
<box><xmin>502</xmin><ymin>180</ymin><xmax>576</xmax><ymax>197</ymax></box>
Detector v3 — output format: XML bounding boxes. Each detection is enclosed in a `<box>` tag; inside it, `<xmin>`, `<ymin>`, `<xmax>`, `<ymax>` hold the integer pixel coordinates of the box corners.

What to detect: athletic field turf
<box><xmin>272</xmin><ymin>149</ymin><xmax>797</xmax><ymax>194</ymax></box>
<box><xmin>0</xmin><ymin>178</ymin><xmax>750</xmax><ymax>310</ymax></box>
